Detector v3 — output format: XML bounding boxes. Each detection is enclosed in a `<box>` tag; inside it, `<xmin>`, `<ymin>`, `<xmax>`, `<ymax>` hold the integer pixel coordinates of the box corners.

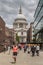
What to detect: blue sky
<box><xmin>0</xmin><ymin>0</ymin><xmax>39</xmax><ymax>28</ymax></box>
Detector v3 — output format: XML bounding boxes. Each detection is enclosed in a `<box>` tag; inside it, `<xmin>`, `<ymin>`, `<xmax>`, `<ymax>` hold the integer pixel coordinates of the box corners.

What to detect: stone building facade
<box><xmin>13</xmin><ymin>6</ymin><xmax>28</xmax><ymax>43</ymax></box>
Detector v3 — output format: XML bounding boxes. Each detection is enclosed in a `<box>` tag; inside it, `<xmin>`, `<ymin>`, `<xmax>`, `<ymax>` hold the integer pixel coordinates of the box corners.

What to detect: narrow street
<box><xmin>0</xmin><ymin>49</ymin><xmax>43</xmax><ymax>65</ymax></box>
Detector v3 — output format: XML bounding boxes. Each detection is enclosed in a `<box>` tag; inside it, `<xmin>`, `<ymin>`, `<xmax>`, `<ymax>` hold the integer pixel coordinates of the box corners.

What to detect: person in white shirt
<box><xmin>27</xmin><ymin>46</ymin><xmax>31</xmax><ymax>54</ymax></box>
<box><xmin>8</xmin><ymin>46</ymin><xmax>11</xmax><ymax>54</ymax></box>
<box><xmin>36</xmin><ymin>44</ymin><xmax>40</xmax><ymax>56</ymax></box>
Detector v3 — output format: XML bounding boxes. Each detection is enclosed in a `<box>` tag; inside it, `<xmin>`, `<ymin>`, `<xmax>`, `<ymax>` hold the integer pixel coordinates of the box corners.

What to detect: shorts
<box><xmin>13</xmin><ymin>52</ymin><xmax>17</xmax><ymax>56</ymax></box>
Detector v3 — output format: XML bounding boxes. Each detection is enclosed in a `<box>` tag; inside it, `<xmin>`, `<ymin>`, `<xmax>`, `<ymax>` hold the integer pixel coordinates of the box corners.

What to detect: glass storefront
<box><xmin>34</xmin><ymin>0</ymin><xmax>43</xmax><ymax>44</ymax></box>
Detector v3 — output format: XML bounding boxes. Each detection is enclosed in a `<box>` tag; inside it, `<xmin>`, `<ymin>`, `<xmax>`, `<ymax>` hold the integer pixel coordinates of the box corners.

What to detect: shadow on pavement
<box><xmin>10</xmin><ymin>62</ymin><xmax>16</xmax><ymax>64</ymax></box>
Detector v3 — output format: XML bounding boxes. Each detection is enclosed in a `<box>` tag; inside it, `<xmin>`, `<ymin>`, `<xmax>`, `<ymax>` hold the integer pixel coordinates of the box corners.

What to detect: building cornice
<box><xmin>15</xmin><ymin>18</ymin><xmax>26</xmax><ymax>21</ymax></box>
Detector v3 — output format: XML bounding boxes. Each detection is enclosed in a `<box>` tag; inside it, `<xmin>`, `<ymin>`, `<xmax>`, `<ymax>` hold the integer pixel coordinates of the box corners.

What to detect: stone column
<box><xmin>18</xmin><ymin>23</ymin><xmax>19</xmax><ymax>28</ymax></box>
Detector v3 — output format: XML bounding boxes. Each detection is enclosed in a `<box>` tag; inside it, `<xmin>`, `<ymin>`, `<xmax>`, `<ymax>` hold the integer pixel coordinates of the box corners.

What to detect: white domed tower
<box><xmin>13</xmin><ymin>6</ymin><xmax>28</xmax><ymax>43</ymax></box>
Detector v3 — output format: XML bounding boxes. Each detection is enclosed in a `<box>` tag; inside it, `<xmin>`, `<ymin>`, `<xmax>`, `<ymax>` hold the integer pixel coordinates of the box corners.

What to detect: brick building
<box><xmin>0</xmin><ymin>16</ymin><xmax>5</xmax><ymax>44</ymax></box>
<box><xmin>27</xmin><ymin>22</ymin><xmax>34</xmax><ymax>43</ymax></box>
<box><xmin>0</xmin><ymin>16</ymin><xmax>5</xmax><ymax>52</ymax></box>
<box><xmin>30</xmin><ymin>22</ymin><xmax>34</xmax><ymax>42</ymax></box>
<box><xmin>27</xmin><ymin>28</ymin><xmax>30</xmax><ymax>43</ymax></box>
<box><xmin>5</xmin><ymin>27</ymin><xmax>14</xmax><ymax>46</ymax></box>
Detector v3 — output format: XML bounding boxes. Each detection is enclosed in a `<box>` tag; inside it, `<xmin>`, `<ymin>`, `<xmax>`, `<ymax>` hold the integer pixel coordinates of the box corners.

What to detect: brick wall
<box><xmin>0</xmin><ymin>16</ymin><xmax>5</xmax><ymax>44</ymax></box>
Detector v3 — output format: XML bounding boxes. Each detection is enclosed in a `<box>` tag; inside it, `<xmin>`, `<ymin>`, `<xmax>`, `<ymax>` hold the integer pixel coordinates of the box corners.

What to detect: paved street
<box><xmin>0</xmin><ymin>49</ymin><xmax>43</xmax><ymax>65</ymax></box>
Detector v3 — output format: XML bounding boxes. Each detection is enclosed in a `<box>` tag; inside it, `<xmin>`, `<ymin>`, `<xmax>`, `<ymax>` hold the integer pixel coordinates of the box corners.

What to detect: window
<box><xmin>19</xmin><ymin>23</ymin><xmax>23</xmax><ymax>28</ymax></box>
<box><xmin>21</xmin><ymin>38</ymin><xmax>23</xmax><ymax>42</ymax></box>
<box><xmin>21</xmin><ymin>32</ymin><xmax>23</xmax><ymax>35</ymax></box>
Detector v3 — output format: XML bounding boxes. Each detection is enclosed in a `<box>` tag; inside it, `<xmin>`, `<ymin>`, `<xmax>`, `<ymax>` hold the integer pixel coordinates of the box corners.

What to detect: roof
<box><xmin>14</xmin><ymin>6</ymin><xmax>27</xmax><ymax>22</ymax></box>
<box><xmin>15</xmin><ymin>14</ymin><xmax>26</xmax><ymax>20</ymax></box>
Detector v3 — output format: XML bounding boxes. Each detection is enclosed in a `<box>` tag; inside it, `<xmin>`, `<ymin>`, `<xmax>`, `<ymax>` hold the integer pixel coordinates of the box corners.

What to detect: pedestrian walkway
<box><xmin>0</xmin><ymin>50</ymin><xmax>43</xmax><ymax>65</ymax></box>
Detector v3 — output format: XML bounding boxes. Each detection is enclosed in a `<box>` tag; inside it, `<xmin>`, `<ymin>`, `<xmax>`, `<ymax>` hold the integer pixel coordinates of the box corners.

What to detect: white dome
<box><xmin>16</xmin><ymin>14</ymin><xmax>26</xmax><ymax>20</ymax></box>
<box><xmin>15</xmin><ymin>6</ymin><xmax>26</xmax><ymax>20</ymax></box>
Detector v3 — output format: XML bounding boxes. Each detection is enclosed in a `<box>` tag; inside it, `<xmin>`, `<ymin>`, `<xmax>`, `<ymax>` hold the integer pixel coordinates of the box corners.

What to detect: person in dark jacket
<box><xmin>31</xmin><ymin>45</ymin><xmax>36</xmax><ymax>56</ymax></box>
<box><xmin>24</xmin><ymin>45</ymin><xmax>27</xmax><ymax>53</ymax></box>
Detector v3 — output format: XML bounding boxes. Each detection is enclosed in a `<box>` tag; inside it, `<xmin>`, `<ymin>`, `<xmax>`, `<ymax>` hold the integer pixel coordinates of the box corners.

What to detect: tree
<box><xmin>33</xmin><ymin>37</ymin><xmax>36</xmax><ymax>43</ymax></box>
<box><xmin>16</xmin><ymin>33</ymin><xmax>20</xmax><ymax>43</ymax></box>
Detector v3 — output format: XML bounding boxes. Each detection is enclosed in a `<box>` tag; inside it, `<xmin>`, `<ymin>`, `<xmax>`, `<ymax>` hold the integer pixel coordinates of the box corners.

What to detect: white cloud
<box><xmin>6</xmin><ymin>0</ymin><xmax>13</xmax><ymax>2</ymax></box>
<box><xmin>0</xmin><ymin>0</ymin><xmax>39</xmax><ymax>28</ymax></box>
<box><xmin>6</xmin><ymin>24</ymin><xmax>13</xmax><ymax>28</ymax></box>
<box><xmin>3</xmin><ymin>4</ymin><xmax>13</xmax><ymax>12</ymax></box>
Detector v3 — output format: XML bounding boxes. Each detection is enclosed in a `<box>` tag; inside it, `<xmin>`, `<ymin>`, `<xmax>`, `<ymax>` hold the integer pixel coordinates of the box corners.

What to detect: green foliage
<box><xmin>33</xmin><ymin>38</ymin><xmax>36</xmax><ymax>42</ymax></box>
<box><xmin>16</xmin><ymin>33</ymin><xmax>19</xmax><ymax>43</ymax></box>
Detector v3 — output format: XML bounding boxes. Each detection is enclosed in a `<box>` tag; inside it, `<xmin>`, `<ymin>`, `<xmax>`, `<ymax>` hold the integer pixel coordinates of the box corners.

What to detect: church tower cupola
<box><xmin>19</xmin><ymin>6</ymin><xmax>22</xmax><ymax>14</ymax></box>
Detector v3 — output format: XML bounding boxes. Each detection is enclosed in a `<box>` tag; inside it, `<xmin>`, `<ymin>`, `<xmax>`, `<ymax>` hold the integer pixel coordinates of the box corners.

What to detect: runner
<box><xmin>12</xmin><ymin>44</ymin><xmax>18</xmax><ymax>63</ymax></box>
